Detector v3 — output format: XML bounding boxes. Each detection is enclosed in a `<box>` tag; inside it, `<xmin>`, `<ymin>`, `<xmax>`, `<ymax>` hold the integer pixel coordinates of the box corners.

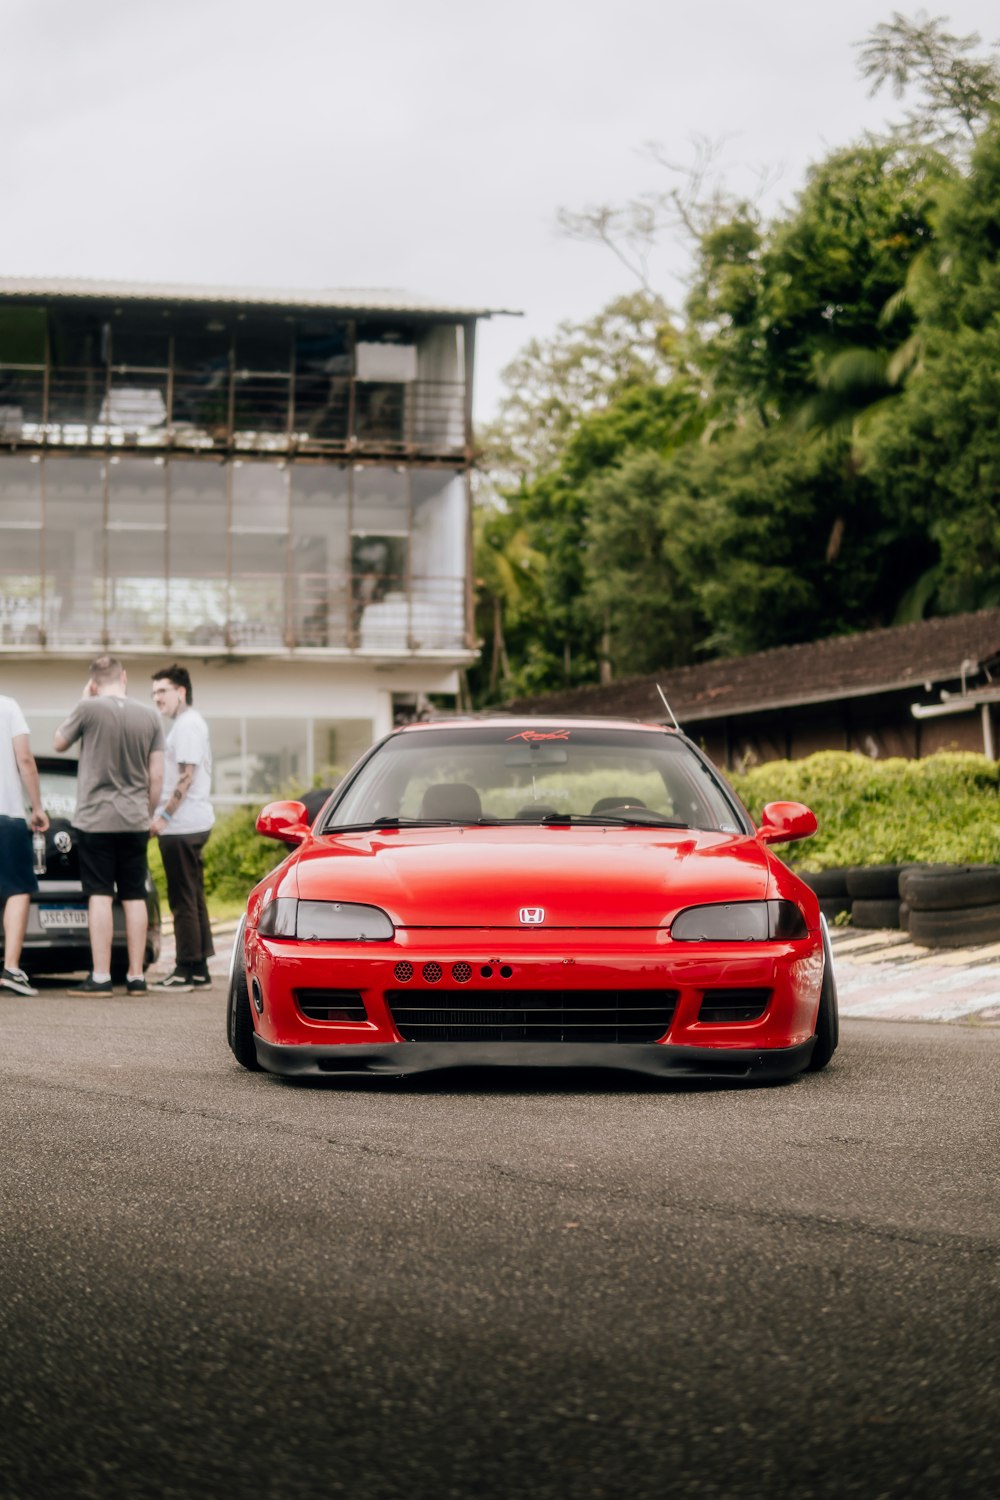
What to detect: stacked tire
<box><xmin>845</xmin><ymin>865</ymin><xmax>907</xmax><ymax>930</ymax></box>
<box><xmin>900</xmin><ymin>865</ymin><xmax>1000</xmax><ymax>948</ymax></box>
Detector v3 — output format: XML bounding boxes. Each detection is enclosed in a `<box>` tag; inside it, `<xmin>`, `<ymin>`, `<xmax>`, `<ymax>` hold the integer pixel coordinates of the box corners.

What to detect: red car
<box><xmin>227</xmin><ymin>718</ymin><xmax>838</xmax><ymax>1082</ymax></box>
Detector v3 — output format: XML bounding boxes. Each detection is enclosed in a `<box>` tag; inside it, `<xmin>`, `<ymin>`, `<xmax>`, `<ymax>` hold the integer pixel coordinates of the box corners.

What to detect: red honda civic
<box><xmin>227</xmin><ymin>718</ymin><xmax>838</xmax><ymax>1082</ymax></box>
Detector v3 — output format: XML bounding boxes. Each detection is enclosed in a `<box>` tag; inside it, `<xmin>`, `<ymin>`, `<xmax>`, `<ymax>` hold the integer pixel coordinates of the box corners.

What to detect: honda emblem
<box><xmin>519</xmin><ymin>907</ymin><xmax>545</xmax><ymax>925</ymax></box>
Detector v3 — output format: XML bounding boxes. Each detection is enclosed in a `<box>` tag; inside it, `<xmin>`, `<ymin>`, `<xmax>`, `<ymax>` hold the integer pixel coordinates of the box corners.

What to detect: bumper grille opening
<box><xmin>386</xmin><ymin>989</ymin><xmax>678</xmax><ymax>1043</ymax></box>
<box><xmin>294</xmin><ymin>988</ymin><xmax>368</xmax><ymax>1023</ymax></box>
<box><xmin>698</xmin><ymin>988</ymin><xmax>771</xmax><ymax>1023</ymax></box>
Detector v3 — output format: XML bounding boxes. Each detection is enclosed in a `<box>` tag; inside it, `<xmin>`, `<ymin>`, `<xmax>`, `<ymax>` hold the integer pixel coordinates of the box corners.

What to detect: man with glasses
<box><xmin>150</xmin><ymin>665</ymin><xmax>215</xmax><ymax>992</ymax></box>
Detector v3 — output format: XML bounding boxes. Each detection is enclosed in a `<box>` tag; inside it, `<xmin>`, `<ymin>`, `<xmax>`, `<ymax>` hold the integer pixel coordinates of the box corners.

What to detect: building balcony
<box><xmin>0</xmin><ymin>366</ymin><xmax>468</xmax><ymax>462</ymax></box>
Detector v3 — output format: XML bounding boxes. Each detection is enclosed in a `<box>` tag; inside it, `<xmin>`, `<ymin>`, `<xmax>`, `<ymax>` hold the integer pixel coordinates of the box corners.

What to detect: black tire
<box><xmin>818</xmin><ymin>894</ymin><xmax>852</xmax><ymax>922</ymax></box>
<box><xmin>845</xmin><ymin>864</ymin><xmax>907</xmax><ymax>900</ymax></box>
<box><xmin>807</xmin><ymin>926</ymin><xmax>839</xmax><ymax>1071</ymax></box>
<box><xmin>227</xmin><ymin>937</ymin><xmax>261</xmax><ymax>1071</ymax></box>
<box><xmin>907</xmin><ymin>903</ymin><xmax>1000</xmax><ymax>949</ymax></box>
<box><xmin>899</xmin><ymin>901</ymin><xmax>910</xmax><ymax>931</ymax></box>
<box><xmin>900</xmin><ymin>864</ymin><xmax>1000</xmax><ymax>911</ymax></box>
<box><xmin>801</xmin><ymin>868</ymin><xmax>849</xmax><ymax>897</ymax></box>
<box><xmin>851</xmin><ymin>897</ymin><xmax>901</xmax><ymax>930</ymax></box>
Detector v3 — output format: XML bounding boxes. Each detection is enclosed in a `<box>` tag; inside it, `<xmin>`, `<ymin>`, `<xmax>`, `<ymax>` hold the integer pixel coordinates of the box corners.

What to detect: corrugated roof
<box><xmin>0</xmin><ymin>276</ymin><xmax>519</xmax><ymax>320</ymax></box>
<box><xmin>504</xmin><ymin>610</ymin><xmax>1000</xmax><ymax>724</ymax></box>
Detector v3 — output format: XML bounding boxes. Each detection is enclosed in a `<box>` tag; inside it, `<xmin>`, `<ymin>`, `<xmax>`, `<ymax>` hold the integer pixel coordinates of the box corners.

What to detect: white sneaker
<box><xmin>1</xmin><ymin>967</ymin><xmax>39</xmax><ymax>996</ymax></box>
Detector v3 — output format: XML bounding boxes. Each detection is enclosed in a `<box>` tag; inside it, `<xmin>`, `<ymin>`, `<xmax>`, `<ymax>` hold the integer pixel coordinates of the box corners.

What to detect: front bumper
<box><xmin>253</xmin><ymin>1035</ymin><xmax>817</xmax><ymax>1081</ymax></box>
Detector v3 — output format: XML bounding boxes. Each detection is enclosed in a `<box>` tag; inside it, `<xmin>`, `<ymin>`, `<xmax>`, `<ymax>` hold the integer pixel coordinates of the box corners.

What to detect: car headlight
<box><xmin>258</xmin><ymin>897</ymin><xmax>394</xmax><ymax>941</ymax></box>
<box><xmin>671</xmin><ymin>899</ymin><xmax>807</xmax><ymax>941</ymax></box>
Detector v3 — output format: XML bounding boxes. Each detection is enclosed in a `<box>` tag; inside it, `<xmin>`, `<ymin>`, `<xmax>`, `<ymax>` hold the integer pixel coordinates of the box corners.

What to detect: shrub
<box><xmin>728</xmin><ymin>751</ymin><xmax>1000</xmax><ymax>870</ymax></box>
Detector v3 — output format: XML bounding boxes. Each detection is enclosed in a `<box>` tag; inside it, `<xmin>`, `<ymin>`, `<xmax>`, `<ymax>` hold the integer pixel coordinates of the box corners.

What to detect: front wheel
<box><xmin>807</xmin><ymin>920</ymin><xmax>840</xmax><ymax>1072</ymax></box>
<box><xmin>226</xmin><ymin>920</ymin><xmax>261</xmax><ymax>1071</ymax></box>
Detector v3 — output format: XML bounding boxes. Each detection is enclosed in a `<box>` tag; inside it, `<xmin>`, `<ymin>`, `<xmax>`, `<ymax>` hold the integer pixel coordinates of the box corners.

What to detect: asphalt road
<box><xmin>1</xmin><ymin>988</ymin><xmax>997</xmax><ymax>1500</ymax></box>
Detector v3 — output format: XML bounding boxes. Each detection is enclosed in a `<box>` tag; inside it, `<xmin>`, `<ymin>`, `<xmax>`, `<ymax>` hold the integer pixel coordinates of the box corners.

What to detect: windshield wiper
<box><xmin>326</xmin><ymin>815</ymin><xmax>502</xmax><ymax>832</ymax></box>
<box><xmin>524</xmin><ymin>812</ymin><xmax>690</xmax><ymax>828</ymax></box>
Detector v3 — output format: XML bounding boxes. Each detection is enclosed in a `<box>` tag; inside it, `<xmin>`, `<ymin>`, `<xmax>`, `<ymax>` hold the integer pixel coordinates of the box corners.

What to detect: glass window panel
<box><xmin>352</xmin><ymin>535</ymin><xmax>409</xmax><ymax>647</ymax></box>
<box><xmin>207</xmin><ymin>719</ymin><xmax>244</xmax><ymax>800</ymax></box>
<box><xmin>167</xmin><ymin>460</ymin><xmax>227</xmax><ymax>647</ymax></box>
<box><xmin>312</xmin><ymin>719</ymin><xmax>373</xmax><ymax>782</ymax></box>
<box><xmin>107</xmin><ymin>457</ymin><xmax>166</xmax><ymax>529</ymax></box>
<box><xmin>231</xmin><ymin>462</ymin><xmax>288</xmax><ymax>532</ymax></box>
<box><xmin>106</xmin><ymin>529</ymin><xmax>166</xmax><ymax>647</ymax></box>
<box><xmin>246</xmin><ymin>718</ymin><xmax>308</xmax><ymax>797</ymax></box>
<box><xmin>409</xmin><ymin>471</ymin><xmax>466</xmax><ymax>648</ymax></box>
<box><xmin>0</xmin><ymin>454</ymin><xmax>42</xmax><ymax>526</ymax></box>
<box><xmin>0</xmin><ymin>305</ymin><xmax>47</xmax><ymax>364</ymax></box>
<box><xmin>43</xmin><ymin>457</ymin><xmax>105</xmax><ymax>646</ymax></box>
<box><xmin>352</xmin><ymin>468</ymin><xmax>408</xmax><ymax>533</ymax></box>
<box><xmin>290</xmin><ymin>465</ymin><xmax>349</xmax><ymax>647</ymax></box>
<box><xmin>230</xmin><ymin>531</ymin><xmax>287</xmax><ymax>648</ymax></box>
<box><xmin>0</xmin><ymin>527</ymin><xmax>44</xmax><ymax>645</ymax></box>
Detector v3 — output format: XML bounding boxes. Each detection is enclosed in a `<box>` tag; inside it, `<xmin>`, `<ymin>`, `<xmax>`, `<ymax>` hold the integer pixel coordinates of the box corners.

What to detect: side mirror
<box><xmin>757</xmin><ymin>800</ymin><xmax>818</xmax><ymax>845</ymax></box>
<box><xmin>256</xmin><ymin>800</ymin><xmax>311</xmax><ymax>845</ymax></box>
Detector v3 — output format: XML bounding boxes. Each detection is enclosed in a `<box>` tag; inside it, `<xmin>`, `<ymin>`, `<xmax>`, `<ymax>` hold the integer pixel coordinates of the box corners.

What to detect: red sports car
<box><xmin>227</xmin><ymin>718</ymin><xmax>838</xmax><ymax>1082</ymax></box>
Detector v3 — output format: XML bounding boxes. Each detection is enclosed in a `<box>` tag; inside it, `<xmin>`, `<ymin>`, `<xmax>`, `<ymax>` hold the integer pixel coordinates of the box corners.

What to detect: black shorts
<box><xmin>0</xmin><ymin>816</ymin><xmax>37</xmax><ymax>899</ymax></box>
<box><xmin>76</xmin><ymin>830</ymin><xmax>150</xmax><ymax>901</ymax></box>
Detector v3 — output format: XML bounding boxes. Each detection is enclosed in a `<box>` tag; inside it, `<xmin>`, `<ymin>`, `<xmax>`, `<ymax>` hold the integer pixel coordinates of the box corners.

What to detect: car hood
<box><xmin>291</xmin><ymin>826</ymin><xmax>775</xmax><ymax>927</ymax></box>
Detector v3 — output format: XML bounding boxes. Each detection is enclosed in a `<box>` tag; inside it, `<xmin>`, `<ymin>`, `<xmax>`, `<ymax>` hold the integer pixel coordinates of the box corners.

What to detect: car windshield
<box><xmin>322</xmin><ymin>725</ymin><xmax>748</xmax><ymax>835</ymax></box>
<box><xmin>31</xmin><ymin>766</ymin><xmax>78</xmax><ymax>821</ymax></box>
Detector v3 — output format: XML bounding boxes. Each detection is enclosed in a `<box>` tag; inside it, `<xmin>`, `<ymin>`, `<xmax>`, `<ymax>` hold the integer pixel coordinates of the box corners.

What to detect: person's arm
<box><xmin>147</xmin><ymin>749</ymin><xmax>164</xmax><ymax>820</ymax></box>
<box><xmin>53</xmin><ymin>688</ymin><xmax>91</xmax><ymax>753</ymax></box>
<box><xmin>152</xmin><ymin>761</ymin><xmax>195</xmax><ymax>835</ymax></box>
<box><xmin>13</xmin><ymin>735</ymin><xmax>50</xmax><ymax>833</ymax></box>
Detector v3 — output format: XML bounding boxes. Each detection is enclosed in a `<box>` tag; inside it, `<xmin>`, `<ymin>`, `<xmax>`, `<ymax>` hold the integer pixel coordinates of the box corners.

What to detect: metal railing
<box><xmin>0</xmin><ymin>365</ymin><xmax>468</xmax><ymax>458</ymax></box>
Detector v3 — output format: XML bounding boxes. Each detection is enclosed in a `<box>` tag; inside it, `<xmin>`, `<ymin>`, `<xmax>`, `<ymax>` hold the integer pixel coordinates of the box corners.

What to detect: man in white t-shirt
<box><xmin>149</xmin><ymin>665</ymin><xmax>216</xmax><ymax>992</ymax></box>
<box><xmin>0</xmin><ymin>695</ymin><xmax>50</xmax><ymax>995</ymax></box>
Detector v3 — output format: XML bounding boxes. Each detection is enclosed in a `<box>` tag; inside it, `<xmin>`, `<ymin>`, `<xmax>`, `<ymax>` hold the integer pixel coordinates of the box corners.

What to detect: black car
<box><xmin>5</xmin><ymin>757</ymin><xmax>161</xmax><ymax>981</ymax></box>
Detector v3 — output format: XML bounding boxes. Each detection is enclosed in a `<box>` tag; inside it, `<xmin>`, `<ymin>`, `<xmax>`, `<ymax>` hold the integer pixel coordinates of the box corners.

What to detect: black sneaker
<box><xmin>153</xmin><ymin>969</ymin><xmax>194</xmax><ymax>992</ymax></box>
<box><xmin>68</xmin><ymin>975</ymin><xmax>114</xmax><ymax>996</ymax></box>
<box><xmin>126</xmin><ymin>977</ymin><xmax>148</xmax><ymax>995</ymax></box>
<box><xmin>1</xmin><ymin>967</ymin><xmax>38</xmax><ymax>996</ymax></box>
<box><xmin>188</xmin><ymin>971</ymin><xmax>212</xmax><ymax>988</ymax></box>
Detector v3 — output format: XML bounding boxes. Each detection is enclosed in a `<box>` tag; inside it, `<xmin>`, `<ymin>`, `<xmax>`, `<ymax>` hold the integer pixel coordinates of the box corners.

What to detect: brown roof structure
<box><xmin>503</xmin><ymin>609</ymin><xmax>1000</xmax><ymax>726</ymax></box>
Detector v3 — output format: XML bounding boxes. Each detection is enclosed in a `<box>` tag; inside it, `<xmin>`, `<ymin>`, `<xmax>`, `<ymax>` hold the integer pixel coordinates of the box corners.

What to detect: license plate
<box><xmin>38</xmin><ymin>907</ymin><xmax>89</xmax><ymax>930</ymax></box>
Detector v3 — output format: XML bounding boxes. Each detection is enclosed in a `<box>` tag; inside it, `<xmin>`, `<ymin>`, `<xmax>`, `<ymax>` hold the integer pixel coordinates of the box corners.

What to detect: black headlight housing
<box><xmin>258</xmin><ymin>897</ymin><xmax>395</xmax><ymax>941</ymax></box>
<box><xmin>671</xmin><ymin>899</ymin><xmax>808</xmax><ymax>942</ymax></box>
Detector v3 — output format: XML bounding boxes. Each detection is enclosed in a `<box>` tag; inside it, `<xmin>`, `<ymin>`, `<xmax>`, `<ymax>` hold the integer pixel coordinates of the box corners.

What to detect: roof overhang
<box><xmin>0</xmin><ymin>276</ymin><xmax>520</xmax><ymax>321</ymax></box>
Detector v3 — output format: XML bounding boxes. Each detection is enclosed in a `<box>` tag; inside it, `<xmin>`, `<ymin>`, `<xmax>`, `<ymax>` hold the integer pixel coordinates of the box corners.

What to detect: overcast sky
<box><xmin>3</xmin><ymin>1</ymin><xmax>998</xmax><ymax>418</ymax></box>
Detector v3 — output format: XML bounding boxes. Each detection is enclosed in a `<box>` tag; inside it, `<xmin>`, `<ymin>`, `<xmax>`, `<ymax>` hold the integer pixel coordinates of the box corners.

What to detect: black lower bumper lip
<box><xmin>252</xmin><ymin>1037</ymin><xmax>816</xmax><ymax>1082</ymax></box>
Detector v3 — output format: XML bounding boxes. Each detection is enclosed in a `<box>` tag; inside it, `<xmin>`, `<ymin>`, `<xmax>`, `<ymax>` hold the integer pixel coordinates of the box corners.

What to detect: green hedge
<box><xmin>729</xmin><ymin>751</ymin><xmax>1000</xmax><ymax>871</ymax></box>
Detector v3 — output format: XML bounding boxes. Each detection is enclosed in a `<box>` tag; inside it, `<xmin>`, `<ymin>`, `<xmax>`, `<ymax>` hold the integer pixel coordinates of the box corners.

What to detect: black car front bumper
<box><xmin>252</xmin><ymin>1036</ymin><xmax>816</xmax><ymax>1082</ymax></box>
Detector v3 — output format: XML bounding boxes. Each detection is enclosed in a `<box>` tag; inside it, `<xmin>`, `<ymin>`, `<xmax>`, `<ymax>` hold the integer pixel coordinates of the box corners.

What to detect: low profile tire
<box><xmin>227</xmin><ymin>949</ymin><xmax>261</xmax><ymax>1071</ymax></box>
<box><xmin>900</xmin><ymin>864</ymin><xmax>1000</xmax><ymax>911</ymax></box>
<box><xmin>846</xmin><ymin>864</ymin><xmax>907</xmax><ymax>900</ymax></box>
<box><xmin>807</xmin><ymin>923</ymin><xmax>839</xmax><ymax>1072</ymax></box>
<box><xmin>851</xmin><ymin>897</ymin><xmax>901</xmax><ymax>930</ymax></box>
<box><xmin>907</xmin><ymin>903</ymin><xmax>1000</xmax><ymax>949</ymax></box>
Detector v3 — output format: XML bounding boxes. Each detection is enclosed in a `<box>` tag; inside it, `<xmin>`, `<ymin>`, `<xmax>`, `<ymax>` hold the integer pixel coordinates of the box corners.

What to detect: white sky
<box><xmin>3</xmin><ymin>0</ymin><xmax>998</xmax><ymax>418</ymax></box>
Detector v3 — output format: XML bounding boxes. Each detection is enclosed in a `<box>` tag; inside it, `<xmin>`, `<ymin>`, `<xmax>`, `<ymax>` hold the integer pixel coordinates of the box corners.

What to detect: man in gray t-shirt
<box><xmin>54</xmin><ymin>656</ymin><xmax>164</xmax><ymax>997</ymax></box>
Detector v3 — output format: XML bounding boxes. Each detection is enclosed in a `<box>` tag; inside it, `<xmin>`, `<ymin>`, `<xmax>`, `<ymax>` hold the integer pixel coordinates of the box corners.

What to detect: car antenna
<box><xmin>655</xmin><ymin>683</ymin><xmax>681</xmax><ymax>731</ymax></box>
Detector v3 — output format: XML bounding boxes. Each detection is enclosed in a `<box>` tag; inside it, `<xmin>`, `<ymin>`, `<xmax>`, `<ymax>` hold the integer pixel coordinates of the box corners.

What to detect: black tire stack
<box><xmin>900</xmin><ymin>865</ymin><xmax>1000</xmax><ymax>948</ymax></box>
<box><xmin>845</xmin><ymin>864</ymin><xmax>908</xmax><ymax>930</ymax></box>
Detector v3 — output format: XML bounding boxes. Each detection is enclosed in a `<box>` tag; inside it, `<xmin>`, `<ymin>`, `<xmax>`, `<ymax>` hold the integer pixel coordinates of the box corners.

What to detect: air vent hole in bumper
<box><xmin>698</xmin><ymin>988</ymin><xmax>771</xmax><ymax>1023</ymax></box>
<box><xmin>294</xmin><ymin>989</ymin><xmax>368</xmax><ymax>1022</ymax></box>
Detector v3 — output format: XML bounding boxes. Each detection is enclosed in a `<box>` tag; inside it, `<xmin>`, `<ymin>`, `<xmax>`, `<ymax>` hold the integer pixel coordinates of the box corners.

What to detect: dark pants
<box><xmin>159</xmin><ymin>831</ymin><xmax>214</xmax><ymax>968</ymax></box>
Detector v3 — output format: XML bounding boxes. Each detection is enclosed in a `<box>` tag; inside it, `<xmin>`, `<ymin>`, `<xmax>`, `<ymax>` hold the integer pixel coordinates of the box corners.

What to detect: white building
<box><xmin>0</xmin><ymin>278</ymin><xmax>511</xmax><ymax>799</ymax></box>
